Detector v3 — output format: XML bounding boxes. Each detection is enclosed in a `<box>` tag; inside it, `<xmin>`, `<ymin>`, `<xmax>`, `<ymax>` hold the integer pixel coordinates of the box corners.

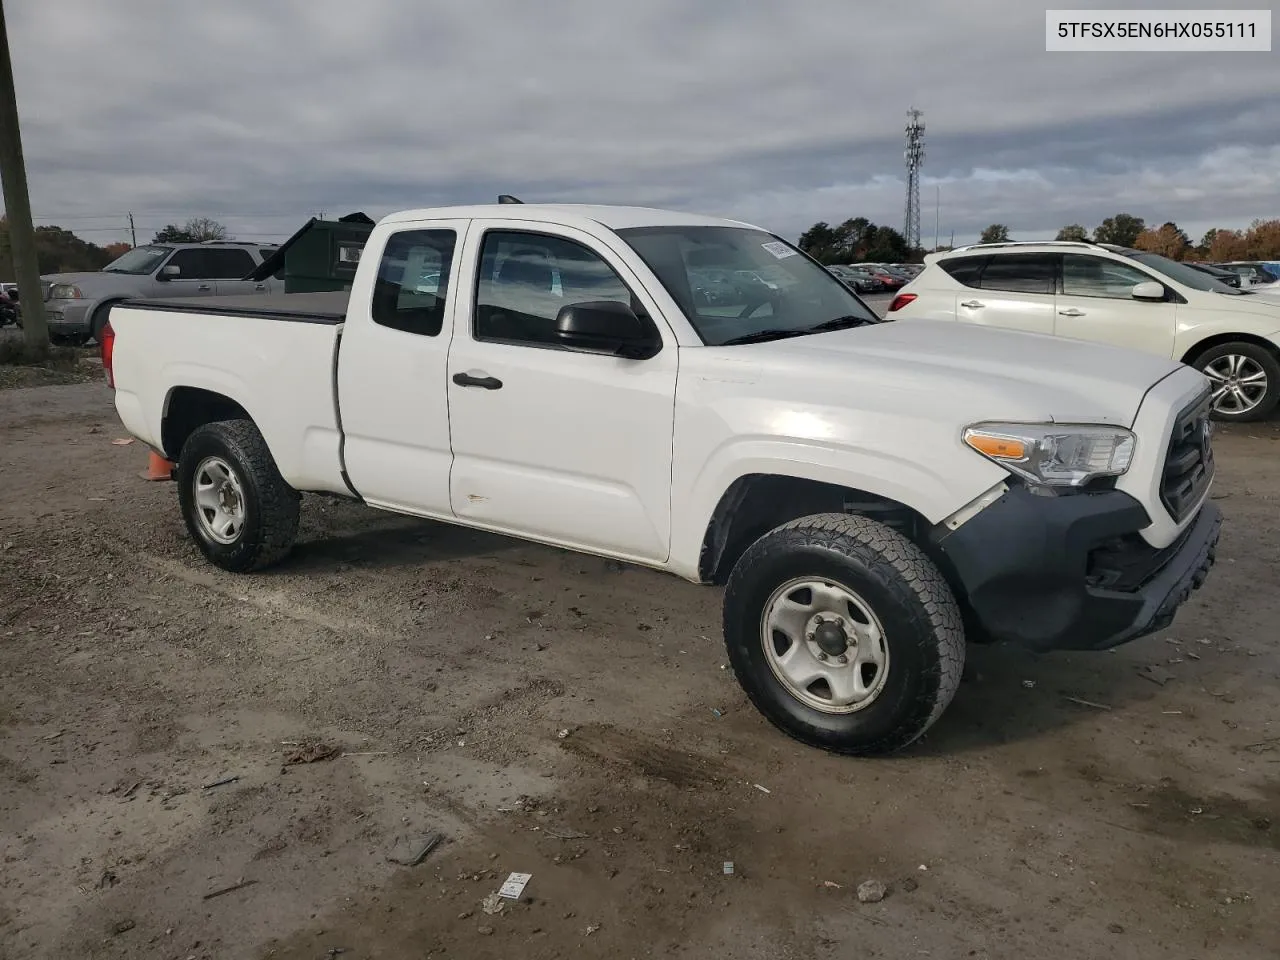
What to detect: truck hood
<box><xmin>694</xmin><ymin>319</ymin><xmax>1183</xmax><ymax>428</ymax></box>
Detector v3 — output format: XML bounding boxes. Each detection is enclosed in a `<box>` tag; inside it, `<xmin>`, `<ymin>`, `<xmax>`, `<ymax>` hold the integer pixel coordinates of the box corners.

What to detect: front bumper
<box><xmin>931</xmin><ymin>485</ymin><xmax>1221</xmax><ymax>652</ymax></box>
<box><xmin>44</xmin><ymin>299</ymin><xmax>91</xmax><ymax>334</ymax></box>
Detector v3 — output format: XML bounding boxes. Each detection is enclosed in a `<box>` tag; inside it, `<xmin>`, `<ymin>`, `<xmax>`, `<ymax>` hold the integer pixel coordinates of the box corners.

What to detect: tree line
<box><xmin>798</xmin><ymin>213</ymin><xmax>1280</xmax><ymax>265</ymax></box>
<box><xmin>0</xmin><ymin>216</ymin><xmax>232</xmax><ymax>279</ymax></box>
<box><xmin>971</xmin><ymin>215</ymin><xmax>1280</xmax><ymax>261</ymax></box>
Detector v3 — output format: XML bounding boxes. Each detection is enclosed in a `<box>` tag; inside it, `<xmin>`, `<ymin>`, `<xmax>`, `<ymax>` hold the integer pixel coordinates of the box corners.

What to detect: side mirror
<box><xmin>555</xmin><ymin>300</ymin><xmax>657</xmax><ymax>359</ymax></box>
<box><xmin>158</xmin><ymin>264</ymin><xmax>181</xmax><ymax>280</ymax></box>
<box><xmin>1131</xmin><ymin>280</ymin><xmax>1165</xmax><ymax>301</ymax></box>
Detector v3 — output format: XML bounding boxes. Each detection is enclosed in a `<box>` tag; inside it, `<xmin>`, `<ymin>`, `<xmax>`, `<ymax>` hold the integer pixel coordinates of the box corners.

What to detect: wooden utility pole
<box><xmin>0</xmin><ymin>0</ymin><xmax>47</xmax><ymax>355</ymax></box>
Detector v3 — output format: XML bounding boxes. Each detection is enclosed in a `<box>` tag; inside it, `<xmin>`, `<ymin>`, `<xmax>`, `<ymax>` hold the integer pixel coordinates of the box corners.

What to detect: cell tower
<box><xmin>903</xmin><ymin>108</ymin><xmax>925</xmax><ymax>251</ymax></box>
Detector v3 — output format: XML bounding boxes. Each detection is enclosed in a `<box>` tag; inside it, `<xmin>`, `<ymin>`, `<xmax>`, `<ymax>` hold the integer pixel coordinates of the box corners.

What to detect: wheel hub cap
<box><xmin>760</xmin><ymin>578</ymin><xmax>891</xmax><ymax>715</ymax></box>
<box><xmin>1204</xmin><ymin>354</ymin><xmax>1268</xmax><ymax>415</ymax></box>
<box><xmin>193</xmin><ymin>456</ymin><xmax>245</xmax><ymax>544</ymax></box>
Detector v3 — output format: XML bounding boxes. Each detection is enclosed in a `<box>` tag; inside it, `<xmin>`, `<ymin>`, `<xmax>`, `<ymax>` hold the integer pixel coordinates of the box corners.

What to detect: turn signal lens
<box><xmin>964</xmin><ymin>432</ymin><xmax>1028</xmax><ymax>460</ymax></box>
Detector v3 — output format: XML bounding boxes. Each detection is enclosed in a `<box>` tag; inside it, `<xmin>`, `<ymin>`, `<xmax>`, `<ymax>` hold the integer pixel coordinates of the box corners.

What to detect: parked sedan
<box><xmin>827</xmin><ymin>265</ymin><xmax>883</xmax><ymax>293</ymax></box>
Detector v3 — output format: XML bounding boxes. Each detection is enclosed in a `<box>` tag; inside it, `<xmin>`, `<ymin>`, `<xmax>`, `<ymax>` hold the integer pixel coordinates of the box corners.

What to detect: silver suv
<box><xmin>38</xmin><ymin>241</ymin><xmax>281</xmax><ymax>344</ymax></box>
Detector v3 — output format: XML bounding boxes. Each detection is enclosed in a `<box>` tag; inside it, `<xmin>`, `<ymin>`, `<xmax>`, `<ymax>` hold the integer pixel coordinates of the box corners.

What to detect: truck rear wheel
<box><xmin>176</xmin><ymin>419</ymin><xmax>300</xmax><ymax>573</ymax></box>
<box><xmin>723</xmin><ymin>513</ymin><xmax>964</xmax><ymax>755</ymax></box>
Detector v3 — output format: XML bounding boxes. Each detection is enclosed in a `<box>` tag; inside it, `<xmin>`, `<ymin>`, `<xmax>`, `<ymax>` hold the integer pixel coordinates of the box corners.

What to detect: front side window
<box><xmin>166</xmin><ymin>249</ymin><xmax>213</xmax><ymax>279</ymax></box>
<box><xmin>474</xmin><ymin>230</ymin><xmax>636</xmax><ymax>347</ymax></box>
<box><xmin>1062</xmin><ymin>255</ymin><xmax>1159</xmax><ymax>299</ymax></box>
<box><xmin>371</xmin><ymin>229</ymin><xmax>457</xmax><ymax>336</ymax></box>
<box><xmin>977</xmin><ymin>254</ymin><xmax>1057</xmax><ymax>294</ymax></box>
<box><xmin>616</xmin><ymin>225</ymin><xmax>880</xmax><ymax>346</ymax></box>
<box><xmin>103</xmin><ymin>245</ymin><xmax>173</xmax><ymax>275</ymax></box>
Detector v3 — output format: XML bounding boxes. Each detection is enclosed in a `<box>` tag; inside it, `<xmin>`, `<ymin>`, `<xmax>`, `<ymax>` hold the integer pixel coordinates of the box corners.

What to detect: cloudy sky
<box><xmin>4</xmin><ymin>0</ymin><xmax>1278</xmax><ymax>248</ymax></box>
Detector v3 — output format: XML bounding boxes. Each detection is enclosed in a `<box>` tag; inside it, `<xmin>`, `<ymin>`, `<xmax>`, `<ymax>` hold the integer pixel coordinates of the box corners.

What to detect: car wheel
<box><xmin>723</xmin><ymin>513</ymin><xmax>965</xmax><ymax>756</ymax></box>
<box><xmin>176</xmin><ymin>419</ymin><xmax>301</xmax><ymax>573</ymax></box>
<box><xmin>1191</xmin><ymin>341</ymin><xmax>1280</xmax><ymax>422</ymax></box>
<box><xmin>90</xmin><ymin>303</ymin><xmax>117</xmax><ymax>345</ymax></box>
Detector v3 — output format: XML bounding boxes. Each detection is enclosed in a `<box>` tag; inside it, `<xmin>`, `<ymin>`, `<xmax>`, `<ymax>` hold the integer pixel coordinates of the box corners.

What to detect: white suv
<box><xmin>889</xmin><ymin>241</ymin><xmax>1280</xmax><ymax>421</ymax></box>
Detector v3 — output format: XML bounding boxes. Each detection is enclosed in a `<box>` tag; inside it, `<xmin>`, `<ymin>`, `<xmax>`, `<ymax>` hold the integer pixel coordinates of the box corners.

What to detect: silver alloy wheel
<box><xmin>193</xmin><ymin>456</ymin><xmax>246</xmax><ymax>544</ymax></box>
<box><xmin>761</xmin><ymin>577</ymin><xmax>890</xmax><ymax>714</ymax></box>
<box><xmin>1203</xmin><ymin>354</ymin><xmax>1268</xmax><ymax>416</ymax></box>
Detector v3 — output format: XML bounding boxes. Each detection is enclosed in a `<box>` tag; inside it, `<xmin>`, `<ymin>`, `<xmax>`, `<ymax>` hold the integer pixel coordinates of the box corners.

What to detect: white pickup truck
<box><xmin>102</xmin><ymin>202</ymin><xmax>1222</xmax><ymax>755</ymax></box>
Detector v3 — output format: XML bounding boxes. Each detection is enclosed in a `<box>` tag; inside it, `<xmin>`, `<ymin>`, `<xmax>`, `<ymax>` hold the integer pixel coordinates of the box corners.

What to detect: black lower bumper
<box><xmin>930</xmin><ymin>485</ymin><xmax>1221</xmax><ymax>652</ymax></box>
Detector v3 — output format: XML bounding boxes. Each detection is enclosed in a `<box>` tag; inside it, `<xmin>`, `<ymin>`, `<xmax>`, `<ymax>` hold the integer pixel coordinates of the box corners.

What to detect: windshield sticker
<box><xmin>761</xmin><ymin>241</ymin><xmax>798</xmax><ymax>260</ymax></box>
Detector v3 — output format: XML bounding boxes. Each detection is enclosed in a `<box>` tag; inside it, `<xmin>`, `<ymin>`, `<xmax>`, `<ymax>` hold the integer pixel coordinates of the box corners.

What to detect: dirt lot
<box><xmin>1</xmin><ymin>381</ymin><xmax>1278</xmax><ymax>960</ymax></box>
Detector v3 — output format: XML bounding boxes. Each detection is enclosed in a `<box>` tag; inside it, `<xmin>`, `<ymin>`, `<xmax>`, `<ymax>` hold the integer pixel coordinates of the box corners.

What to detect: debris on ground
<box><xmin>387</xmin><ymin>832</ymin><xmax>444</xmax><ymax>866</ymax></box>
<box><xmin>202</xmin><ymin>775</ymin><xmax>239</xmax><ymax>790</ymax></box>
<box><xmin>477</xmin><ymin>925</ymin><xmax>495</xmax><ymax>936</ymax></box>
<box><xmin>481</xmin><ymin>893</ymin><xmax>505</xmax><ymax>916</ymax></box>
<box><xmin>822</xmin><ymin>880</ymin><xmax>841</xmax><ymax>889</ymax></box>
<box><xmin>557</xmin><ymin>728</ymin><xmax>571</xmax><ymax>739</ymax></box>
<box><xmin>711</xmin><ymin>708</ymin><xmax>723</xmax><ymax>717</ymax></box>
<box><xmin>40</xmin><ymin>730</ymin><xmax>65</xmax><ymax>741</ymax></box>
<box><xmin>110</xmin><ymin>438</ymin><xmax>134</xmax><ymax>445</ymax></box>
<box><xmin>1138</xmin><ymin>665</ymin><xmax>1175</xmax><ymax>686</ymax></box>
<box><xmin>112</xmin><ymin>919</ymin><xmax>135</xmax><ymax>935</ymax></box>
<box><xmin>1063</xmin><ymin>695</ymin><xmax>1111</xmax><ymax>710</ymax></box>
<box><xmin>1022</xmin><ymin>680</ymin><xmax>1036</xmax><ymax>689</ymax></box>
<box><xmin>97</xmin><ymin>869</ymin><xmax>118</xmax><ymax>889</ymax></box>
<box><xmin>857</xmin><ymin>880</ymin><xmax>887</xmax><ymax>903</ymax></box>
<box><xmin>585</xmin><ymin>923</ymin><xmax>601</xmax><ymax>935</ymax></box>
<box><xmin>723</xmin><ymin>861</ymin><xmax>735</xmax><ymax>875</ymax></box>
<box><xmin>1107</xmin><ymin>923</ymin><xmax>1125</xmax><ymax>934</ymax></box>
<box><xmin>202</xmin><ymin>879</ymin><xmax>258</xmax><ymax>900</ymax></box>
<box><xmin>284</xmin><ymin>742</ymin><xmax>339</xmax><ymax>765</ymax></box>
<box><xmin>753</xmin><ymin>783</ymin><xmax>771</xmax><ymax>794</ymax></box>
<box><xmin>902</xmin><ymin>877</ymin><xmax>919</xmax><ymax>893</ymax></box>
<box><xmin>498</xmin><ymin>871</ymin><xmax>532</xmax><ymax>899</ymax></box>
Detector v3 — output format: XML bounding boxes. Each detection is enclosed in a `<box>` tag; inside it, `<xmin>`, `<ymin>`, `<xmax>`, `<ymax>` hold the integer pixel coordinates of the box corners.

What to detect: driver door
<box><xmin>445</xmin><ymin>220</ymin><xmax>679</xmax><ymax>563</ymax></box>
<box><xmin>1054</xmin><ymin>254</ymin><xmax>1178</xmax><ymax>357</ymax></box>
<box><xmin>147</xmin><ymin>249</ymin><xmax>222</xmax><ymax>299</ymax></box>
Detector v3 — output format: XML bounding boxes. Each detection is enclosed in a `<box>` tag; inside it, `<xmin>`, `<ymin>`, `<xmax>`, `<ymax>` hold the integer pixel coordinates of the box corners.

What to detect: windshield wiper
<box><xmin>805</xmin><ymin>315</ymin><xmax>877</xmax><ymax>332</ymax></box>
<box><xmin>719</xmin><ymin>328</ymin><xmax>811</xmax><ymax>346</ymax></box>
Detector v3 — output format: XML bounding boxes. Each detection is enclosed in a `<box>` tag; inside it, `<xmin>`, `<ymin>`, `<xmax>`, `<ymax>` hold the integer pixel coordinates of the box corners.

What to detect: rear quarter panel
<box><xmin>109</xmin><ymin>305</ymin><xmax>348</xmax><ymax>494</ymax></box>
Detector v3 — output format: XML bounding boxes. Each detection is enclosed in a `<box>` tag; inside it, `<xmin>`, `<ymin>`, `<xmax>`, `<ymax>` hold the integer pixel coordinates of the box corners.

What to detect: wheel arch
<box><xmin>1180</xmin><ymin>331</ymin><xmax>1280</xmax><ymax>366</ymax></box>
<box><xmin>161</xmin><ymin>386</ymin><xmax>254</xmax><ymax>461</ymax></box>
<box><xmin>697</xmin><ymin>473</ymin><xmax>937</xmax><ymax>585</ymax></box>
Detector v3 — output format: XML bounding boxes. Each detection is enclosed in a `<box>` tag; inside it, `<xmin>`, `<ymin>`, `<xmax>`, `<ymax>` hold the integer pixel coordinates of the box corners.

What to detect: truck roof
<box><xmin>381</xmin><ymin>203</ymin><xmax>760</xmax><ymax>232</ymax></box>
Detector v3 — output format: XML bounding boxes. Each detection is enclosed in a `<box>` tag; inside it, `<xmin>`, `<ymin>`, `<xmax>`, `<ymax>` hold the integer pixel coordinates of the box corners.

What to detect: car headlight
<box><xmin>49</xmin><ymin>284</ymin><xmax>82</xmax><ymax>300</ymax></box>
<box><xmin>963</xmin><ymin>422</ymin><xmax>1135</xmax><ymax>487</ymax></box>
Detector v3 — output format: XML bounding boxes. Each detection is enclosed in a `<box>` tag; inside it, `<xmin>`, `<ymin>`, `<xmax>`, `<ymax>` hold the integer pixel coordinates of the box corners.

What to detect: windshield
<box><xmin>103</xmin><ymin>245</ymin><xmax>173</xmax><ymax>275</ymax></box>
<box><xmin>1122</xmin><ymin>250</ymin><xmax>1246</xmax><ymax>295</ymax></box>
<box><xmin>616</xmin><ymin>226</ymin><xmax>882</xmax><ymax>345</ymax></box>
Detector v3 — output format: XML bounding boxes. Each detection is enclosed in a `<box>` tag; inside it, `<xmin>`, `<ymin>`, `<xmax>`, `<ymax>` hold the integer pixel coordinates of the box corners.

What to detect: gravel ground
<box><xmin>1</xmin><ymin>381</ymin><xmax>1278</xmax><ymax>960</ymax></box>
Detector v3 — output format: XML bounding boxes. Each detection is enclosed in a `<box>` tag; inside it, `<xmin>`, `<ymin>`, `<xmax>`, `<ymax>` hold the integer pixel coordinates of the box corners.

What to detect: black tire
<box><xmin>90</xmin><ymin>303</ymin><xmax>116</xmax><ymax>345</ymax></box>
<box><xmin>1189</xmin><ymin>341</ymin><xmax>1280</xmax><ymax>422</ymax></box>
<box><xmin>723</xmin><ymin>513</ymin><xmax>965</xmax><ymax>756</ymax></box>
<box><xmin>176</xmin><ymin>419</ymin><xmax>300</xmax><ymax>573</ymax></box>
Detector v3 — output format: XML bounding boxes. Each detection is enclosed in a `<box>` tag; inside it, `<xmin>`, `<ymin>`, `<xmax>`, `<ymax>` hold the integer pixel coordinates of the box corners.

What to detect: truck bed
<box><xmin>122</xmin><ymin>290</ymin><xmax>350</xmax><ymax>323</ymax></box>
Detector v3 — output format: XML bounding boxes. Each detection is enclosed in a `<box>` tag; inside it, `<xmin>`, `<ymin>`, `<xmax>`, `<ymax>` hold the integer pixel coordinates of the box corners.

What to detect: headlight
<box><xmin>963</xmin><ymin>422</ymin><xmax>1135</xmax><ymax>487</ymax></box>
<box><xmin>49</xmin><ymin>284</ymin><xmax>82</xmax><ymax>300</ymax></box>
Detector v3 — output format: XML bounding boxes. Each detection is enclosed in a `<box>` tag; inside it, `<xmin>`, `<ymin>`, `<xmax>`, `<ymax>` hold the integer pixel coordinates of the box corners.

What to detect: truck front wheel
<box><xmin>723</xmin><ymin>513</ymin><xmax>965</xmax><ymax>755</ymax></box>
<box><xmin>176</xmin><ymin>419</ymin><xmax>300</xmax><ymax>573</ymax></box>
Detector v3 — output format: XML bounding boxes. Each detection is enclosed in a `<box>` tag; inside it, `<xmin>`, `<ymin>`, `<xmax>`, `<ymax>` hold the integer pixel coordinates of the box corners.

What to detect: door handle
<box><xmin>1058</xmin><ymin>308</ymin><xmax>1085</xmax><ymax>317</ymax></box>
<box><xmin>452</xmin><ymin>372</ymin><xmax>503</xmax><ymax>390</ymax></box>
<box><xmin>255</xmin><ymin>284</ymin><xmax>266</xmax><ymax>291</ymax></box>
<box><xmin>198</xmin><ymin>284</ymin><xmax>211</xmax><ymax>291</ymax></box>
<box><xmin>959</xmin><ymin>299</ymin><xmax>984</xmax><ymax>309</ymax></box>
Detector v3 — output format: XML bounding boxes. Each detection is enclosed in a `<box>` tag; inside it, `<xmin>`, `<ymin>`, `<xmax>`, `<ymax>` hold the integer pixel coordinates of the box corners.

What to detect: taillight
<box><xmin>888</xmin><ymin>293</ymin><xmax>917</xmax><ymax>313</ymax></box>
<box><xmin>100</xmin><ymin>320</ymin><xmax>116</xmax><ymax>388</ymax></box>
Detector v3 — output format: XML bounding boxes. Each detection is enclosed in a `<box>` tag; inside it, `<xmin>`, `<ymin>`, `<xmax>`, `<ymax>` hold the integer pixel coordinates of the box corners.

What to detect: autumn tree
<box><xmin>1055</xmin><ymin>224</ymin><xmax>1088</xmax><ymax>242</ymax></box>
<box><xmin>979</xmin><ymin>224</ymin><xmax>1010</xmax><ymax>244</ymax></box>
<box><xmin>1092</xmin><ymin>214</ymin><xmax>1145</xmax><ymax>247</ymax></box>
<box><xmin>1244</xmin><ymin>219</ymin><xmax>1280</xmax><ymax>259</ymax></box>
<box><xmin>1133</xmin><ymin>222</ymin><xmax>1190</xmax><ymax>260</ymax></box>
<box><xmin>1206</xmin><ymin>229</ymin><xmax>1249</xmax><ymax>262</ymax></box>
<box><xmin>102</xmin><ymin>241</ymin><xmax>132</xmax><ymax>261</ymax></box>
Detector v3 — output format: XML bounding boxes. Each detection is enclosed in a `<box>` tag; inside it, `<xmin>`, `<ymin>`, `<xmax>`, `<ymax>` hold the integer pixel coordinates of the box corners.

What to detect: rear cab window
<box><xmin>370</xmin><ymin>229</ymin><xmax>458</xmax><ymax>337</ymax></box>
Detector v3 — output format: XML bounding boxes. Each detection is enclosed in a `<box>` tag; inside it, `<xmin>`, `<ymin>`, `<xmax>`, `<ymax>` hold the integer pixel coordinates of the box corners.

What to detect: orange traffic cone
<box><xmin>140</xmin><ymin>450</ymin><xmax>175</xmax><ymax>482</ymax></box>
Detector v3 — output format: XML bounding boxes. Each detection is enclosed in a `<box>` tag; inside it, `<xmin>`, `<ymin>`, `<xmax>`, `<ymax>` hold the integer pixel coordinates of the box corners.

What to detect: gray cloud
<box><xmin>4</xmin><ymin>0</ymin><xmax>1278</xmax><ymax>247</ymax></box>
